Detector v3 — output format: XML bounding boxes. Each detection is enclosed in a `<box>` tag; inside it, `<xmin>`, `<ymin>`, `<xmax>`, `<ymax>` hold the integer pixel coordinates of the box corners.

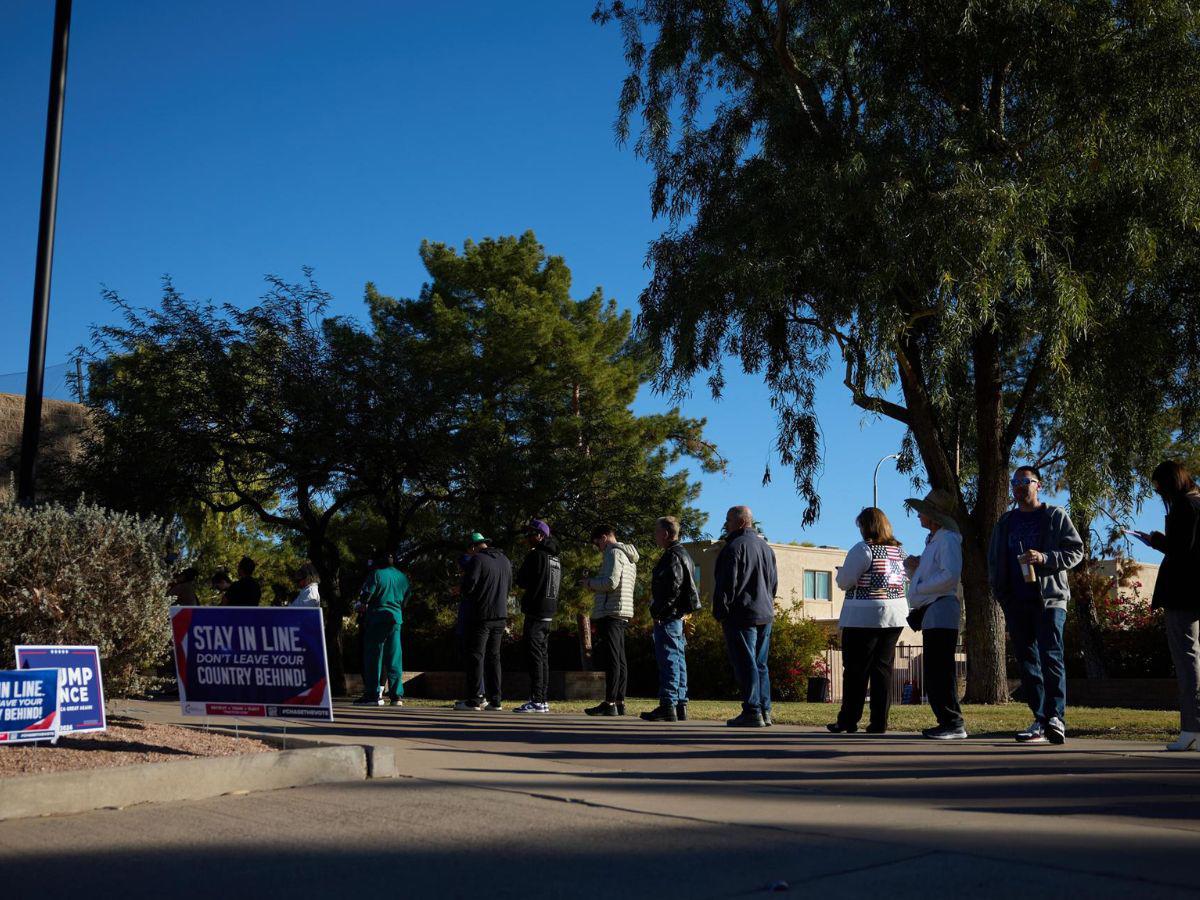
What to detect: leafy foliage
<box><xmin>596</xmin><ymin>0</ymin><xmax>1200</xmax><ymax>700</ymax></box>
<box><xmin>0</xmin><ymin>500</ymin><xmax>171</xmax><ymax>696</ymax></box>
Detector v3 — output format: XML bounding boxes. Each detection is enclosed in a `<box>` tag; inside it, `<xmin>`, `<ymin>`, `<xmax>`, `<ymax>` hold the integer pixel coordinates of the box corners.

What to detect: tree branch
<box><xmin>1002</xmin><ymin>341</ymin><xmax>1049</xmax><ymax>454</ymax></box>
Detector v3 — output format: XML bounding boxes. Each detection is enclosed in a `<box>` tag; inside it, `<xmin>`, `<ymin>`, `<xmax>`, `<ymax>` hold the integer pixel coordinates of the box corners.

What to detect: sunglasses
<box><xmin>1011</xmin><ymin>478</ymin><xmax>1039</xmax><ymax>487</ymax></box>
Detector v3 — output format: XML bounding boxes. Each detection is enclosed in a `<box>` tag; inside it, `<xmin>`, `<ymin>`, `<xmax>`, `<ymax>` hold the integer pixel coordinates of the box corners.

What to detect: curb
<box><xmin>0</xmin><ymin>743</ymin><xmax>368</xmax><ymax>822</ymax></box>
<box><xmin>197</xmin><ymin>727</ymin><xmax>398</xmax><ymax>780</ymax></box>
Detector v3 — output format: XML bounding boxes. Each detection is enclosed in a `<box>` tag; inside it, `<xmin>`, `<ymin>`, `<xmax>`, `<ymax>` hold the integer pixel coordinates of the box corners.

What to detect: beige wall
<box><xmin>684</xmin><ymin>539</ymin><xmax>924</xmax><ymax>645</ymax></box>
<box><xmin>1095</xmin><ymin>557</ymin><xmax>1160</xmax><ymax>604</ymax></box>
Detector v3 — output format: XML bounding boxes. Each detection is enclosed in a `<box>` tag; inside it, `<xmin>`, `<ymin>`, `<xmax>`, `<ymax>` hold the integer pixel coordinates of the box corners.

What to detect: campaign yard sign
<box><xmin>15</xmin><ymin>645</ymin><xmax>107</xmax><ymax>734</ymax></box>
<box><xmin>0</xmin><ymin>668</ymin><xmax>61</xmax><ymax>744</ymax></box>
<box><xmin>170</xmin><ymin>605</ymin><xmax>333</xmax><ymax>721</ymax></box>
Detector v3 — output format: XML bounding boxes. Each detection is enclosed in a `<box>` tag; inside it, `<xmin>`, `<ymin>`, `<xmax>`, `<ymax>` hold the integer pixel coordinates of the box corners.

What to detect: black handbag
<box><xmin>906</xmin><ymin>604</ymin><xmax>927</xmax><ymax>632</ymax></box>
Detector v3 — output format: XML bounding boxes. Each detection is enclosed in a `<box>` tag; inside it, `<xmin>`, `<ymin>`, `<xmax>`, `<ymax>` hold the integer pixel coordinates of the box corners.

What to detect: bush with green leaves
<box><xmin>0</xmin><ymin>501</ymin><xmax>172</xmax><ymax>695</ymax></box>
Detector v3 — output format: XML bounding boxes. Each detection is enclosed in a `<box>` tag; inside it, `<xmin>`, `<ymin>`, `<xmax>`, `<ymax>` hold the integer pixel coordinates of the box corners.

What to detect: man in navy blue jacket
<box><xmin>713</xmin><ymin>506</ymin><xmax>779</xmax><ymax>727</ymax></box>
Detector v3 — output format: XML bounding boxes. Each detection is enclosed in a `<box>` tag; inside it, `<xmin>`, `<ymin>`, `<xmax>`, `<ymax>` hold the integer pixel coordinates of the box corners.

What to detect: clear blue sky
<box><xmin>1</xmin><ymin>1</ymin><xmax>1162</xmax><ymax>557</ymax></box>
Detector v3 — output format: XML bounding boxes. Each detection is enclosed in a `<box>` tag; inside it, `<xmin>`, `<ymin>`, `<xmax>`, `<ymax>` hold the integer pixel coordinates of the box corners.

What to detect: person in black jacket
<box><xmin>641</xmin><ymin>516</ymin><xmax>699</xmax><ymax>723</ymax></box>
<box><xmin>1134</xmin><ymin>461</ymin><xmax>1200</xmax><ymax>751</ymax></box>
<box><xmin>223</xmin><ymin>556</ymin><xmax>262</xmax><ymax>606</ymax></box>
<box><xmin>513</xmin><ymin>520</ymin><xmax>561</xmax><ymax>714</ymax></box>
<box><xmin>454</xmin><ymin>532</ymin><xmax>512</xmax><ymax>711</ymax></box>
<box><xmin>713</xmin><ymin>506</ymin><xmax>779</xmax><ymax>728</ymax></box>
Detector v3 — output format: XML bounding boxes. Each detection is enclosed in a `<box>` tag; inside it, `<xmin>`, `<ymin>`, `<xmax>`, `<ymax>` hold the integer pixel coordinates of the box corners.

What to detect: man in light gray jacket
<box><xmin>988</xmin><ymin>465</ymin><xmax>1084</xmax><ymax>745</ymax></box>
<box><xmin>580</xmin><ymin>524</ymin><xmax>639</xmax><ymax>716</ymax></box>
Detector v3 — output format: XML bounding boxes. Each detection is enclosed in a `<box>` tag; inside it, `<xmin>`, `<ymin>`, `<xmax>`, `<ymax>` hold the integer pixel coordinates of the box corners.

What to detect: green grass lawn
<box><xmin>392</xmin><ymin>697</ymin><xmax>1180</xmax><ymax>743</ymax></box>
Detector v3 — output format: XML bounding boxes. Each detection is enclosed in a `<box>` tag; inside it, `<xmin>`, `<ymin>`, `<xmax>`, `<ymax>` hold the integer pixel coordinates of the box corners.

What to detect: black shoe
<box><xmin>585</xmin><ymin>702</ymin><xmax>618</xmax><ymax>717</ymax></box>
<box><xmin>640</xmin><ymin>704</ymin><xmax>678</xmax><ymax>722</ymax></box>
<box><xmin>726</xmin><ymin>709</ymin><xmax>766</xmax><ymax>728</ymax></box>
<box><xmin>923</xmin><ymin>724</ymin><xmax>968</xmax><ymax>740</ymax></box>
<box><xmin>826</xmin><ymin>722</ymin><xmax>858</xmax><ymax>733</ymax></box>
<box><xmin>762</xmin><ymin>711</ymin><xmax>773</xmax><ymax>727</ymax></box>
<box><xmin>865</xmin><ymin>723</ymin><xmax>887</xmax><ymax>734</ymax></box>
<box><xmin>353</xmin><ymin>695</ymin><xmax>384</xmax><ymax>706</ymax></box>
<box><xmin>675</xmin><ymin>703</ymin><xmax>688</xmax><ymax>721</ymax></box>
<box><xmin>616</xmin><ymin>702</ymin><xmax>626</xmax><ymax>716</ymax></box>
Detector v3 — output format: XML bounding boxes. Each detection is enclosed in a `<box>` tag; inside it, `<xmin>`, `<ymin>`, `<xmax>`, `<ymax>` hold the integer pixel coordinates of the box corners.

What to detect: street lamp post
<box><xmin>17</xmin><ymin>0</ymin><xmax>73</xmax><ymax>506</ymax></box>
<box><xmin>873</xmin><ymin>453</ymin><xmax>900</xmax><ymax>509</ymax></box>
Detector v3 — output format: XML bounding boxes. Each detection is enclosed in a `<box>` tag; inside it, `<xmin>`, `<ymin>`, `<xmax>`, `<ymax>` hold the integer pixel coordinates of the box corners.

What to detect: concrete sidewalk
<box><xmin>1</xmin><ymin>699</ymin><xmax>1197</xmax><ymax>898</ymax></box>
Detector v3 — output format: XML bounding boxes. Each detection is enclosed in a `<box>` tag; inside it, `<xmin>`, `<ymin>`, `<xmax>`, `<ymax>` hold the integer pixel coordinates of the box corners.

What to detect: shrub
<box><xmin>0</xmin><ymin>500</ymin><xmax>172</xmax><ymax>695</ymax></box>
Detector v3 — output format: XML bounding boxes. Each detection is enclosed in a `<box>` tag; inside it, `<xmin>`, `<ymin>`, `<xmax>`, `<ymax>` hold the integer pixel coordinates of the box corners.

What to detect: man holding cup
<box><xmin>988</xmin><ymin>466</ymin><xmax>1085</xmax><ymax>745</ymax></box>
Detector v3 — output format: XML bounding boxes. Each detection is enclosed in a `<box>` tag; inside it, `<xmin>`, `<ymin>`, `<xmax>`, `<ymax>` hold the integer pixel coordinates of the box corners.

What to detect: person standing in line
<box><xmin>988</xmin><ymin>466</ymin><xmax>1085</xmax><ymax>745</ymax></box>
<box><xmin>289</xmin><ymin>561</ymin><xmax>322</xmax><ymax>608</ymax></box>
<box><xmin>1134</xmin><ymin>461</ymin><xmax>1200</xmax><ymax>751</ymax></box>
<box><xmin>712</xmin><ymin>506</ymin><xmax>778</xmax><ymax>728</ymax></box>
<box><xmin>641</xmin><ymin>516</ymin><xmax>700</xmax><ymax>723</ymax></box>
<box><xmin>168</xmin><ymin>567</ymin><xmax>200</xmax><ymax>607</ymax></box>
<box><xmin>355</xmin><ymin>549</ymin><xmax>408</xmax><ymax>707</ymax></box>
<box><xmin>581</xmin><ymin>524</ymin><xmax>639</xmax><ymax>717</ymax></box>
<box><xmin>223</xmin><ymin>556</ymin><xmax>262</xmax><ymax>606</ymax></box>
<box><xmin>513</xmin><ymin>520</ymin><xmax>562</xmax><ymax>714</ymax></box>
<box><xmin>828</xmin><ymin>507</ymin><xmax>909</xmax><ymax>735</ymax></box>
<box><xmin>905</xmin><ymin>489</ymin><xmax>968</xmax><ymax>740</ymax></box>
<box><xmin>455</xmin><ymin>532</ymin><xmax>512</xmax><ymax>711</ymax></box>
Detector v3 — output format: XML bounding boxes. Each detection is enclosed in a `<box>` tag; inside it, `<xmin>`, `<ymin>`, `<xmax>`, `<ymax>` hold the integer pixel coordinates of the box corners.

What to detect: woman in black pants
<box><xmin>903</xmin><ymin>489</ymin><xmax>967</xmax><ymax>740</ymax></box>
<box><xmin>1134</xmin><ymin>461</ymin><xmax>1200</xmax><ymax>751</ymax></box>
<box><xmin>829</xmin><ymin>508</ymin><xmax>909</xmax><ymax>734</ymax></box>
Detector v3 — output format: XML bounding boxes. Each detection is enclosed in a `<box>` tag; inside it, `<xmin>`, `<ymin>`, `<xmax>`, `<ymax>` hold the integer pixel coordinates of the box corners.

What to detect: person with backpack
<box><xmin>641</xmin><ymin>516</ymin><xmax>700</xmax><ymax>722</ymax></box>
<box><xmin>513</xmin><ymin>520</ymin><xmax>562</xmax><ymax>714</ymax></box>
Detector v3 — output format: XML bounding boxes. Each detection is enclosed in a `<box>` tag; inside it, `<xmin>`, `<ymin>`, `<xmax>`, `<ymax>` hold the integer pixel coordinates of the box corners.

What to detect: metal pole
<box><xmin>872</xmin><ymin>452</ymin><xmax>900</xmax><ymax>509</ymax></box>
<box><xmin>17</xmin><ymin>0</ymin><xmax>73</xmax><ymax>507</ymax></box>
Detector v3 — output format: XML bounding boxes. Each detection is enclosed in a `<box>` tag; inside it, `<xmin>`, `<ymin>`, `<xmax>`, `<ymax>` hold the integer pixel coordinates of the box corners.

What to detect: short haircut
<box><xmin>590</xmin><ymin>524</ymin><xmax>617</xmax><ymax>541</ymax></box>
<box><xmin>855</xmin><ymin>507</ymin><xmax>900</xmax><ymax>547</ymax></box>
<box><xmin>728</xmin><ymin>505</ymin><xmax>753</xmax><ymax>528</ymax></box>
<box><xmin>1014</xmin><ymin>465</ymin><xmax>1042</xmax><ymax>482</ymax></box>
<box><xmin>238</xmin><ymin>555</ymin><xmax>257</xmax><ymax>576</ymax></box>
<box><xmin>656</xmin><ymin>516</ymin><xmax>681</xmax><ymax>540</ymax></box>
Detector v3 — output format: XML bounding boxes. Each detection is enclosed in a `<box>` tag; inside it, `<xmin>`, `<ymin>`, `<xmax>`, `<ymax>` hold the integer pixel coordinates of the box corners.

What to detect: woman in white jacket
<box><xmin>904</xmin><ymin>489</ymin><xmax>967</xmax><ymax>740</ymax></box>
<box><xmin>289</xmin><ymin>562</ymin><xmax>321</xmax><ymax>608</ymax></box>
<box><xmin>829</xmin><ymin>507</ymin><xmax>909</xmax><ymax>734</ymax></box>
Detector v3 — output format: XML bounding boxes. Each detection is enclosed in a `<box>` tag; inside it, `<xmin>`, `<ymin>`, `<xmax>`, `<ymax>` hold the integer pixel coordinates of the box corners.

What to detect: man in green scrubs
<box><xmin>355</xmin><ymin>549</ymin><xmax>409</xmax><ymax>706</ymax></box>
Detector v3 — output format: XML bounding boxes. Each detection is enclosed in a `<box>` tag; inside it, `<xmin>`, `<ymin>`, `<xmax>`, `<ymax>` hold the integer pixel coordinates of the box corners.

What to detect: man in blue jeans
<box><xmin>641</xmin><ymin>516</ymin><xmax>700</xmax><ymax>722</ymax></box>
<box><xmin>712</xmin><ymin>506</ymin><xmax>778</xmax><ymax>728</ymax></box>
<box><xmin>988</xmin><ymin>466</ymin><xmax>1084</xmax><ymax>745</ymax></box>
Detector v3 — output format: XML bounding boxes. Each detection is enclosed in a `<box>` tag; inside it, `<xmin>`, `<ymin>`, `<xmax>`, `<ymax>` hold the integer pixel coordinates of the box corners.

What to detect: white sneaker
<box><xmin>1016</xmin><ymin>720</ymin><xmax>1047</xmax><ymax>744</ymax></box>
<box><xmin>1046</xmin><ymin>716</ymin><xmax>1067</xmax><ymax>745</ymax></box>
<box><xmin>1167</xmin><ymin>731</ymin><xmax>1199</xmax><ymax>752</ymax></box>
<box><xmin>513</xmin><ymin>701</ymin><xmax>549</xmax><ymax>713</ymax></box>
<box><xmin>389</xmin><ymin>698</ymin><xmax>403</xmax><ymax>707</ymax></box>
<box><xmin>484</xmin><ymin>701</ymin><xmax>503</xmax><ymax>711</ymax></box>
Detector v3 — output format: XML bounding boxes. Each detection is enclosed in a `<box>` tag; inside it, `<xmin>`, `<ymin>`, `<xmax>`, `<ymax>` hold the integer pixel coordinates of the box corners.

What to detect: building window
<box><xmin>803</xmin><ymin>570</ymin><xmax>832</xmax><ymax>601</ymax></box>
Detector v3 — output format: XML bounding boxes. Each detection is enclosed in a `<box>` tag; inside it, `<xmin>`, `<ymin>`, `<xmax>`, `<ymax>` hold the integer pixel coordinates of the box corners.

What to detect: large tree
<box><xmin>597</xmin><ymin>0</ymin><xmax>1200</xmax><ymax>700</ymax></box>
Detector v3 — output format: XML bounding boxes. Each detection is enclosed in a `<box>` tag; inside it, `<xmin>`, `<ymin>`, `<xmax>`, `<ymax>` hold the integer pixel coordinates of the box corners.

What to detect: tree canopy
<box><xmin>596</xmin><ymin>0</ymin><xmax>1200</xmax><ymax>699</ymax></box>
<box><xmin>75</xmin><ymin>232</ymin><xmax>720</xmax><ymax>687</ymax></box>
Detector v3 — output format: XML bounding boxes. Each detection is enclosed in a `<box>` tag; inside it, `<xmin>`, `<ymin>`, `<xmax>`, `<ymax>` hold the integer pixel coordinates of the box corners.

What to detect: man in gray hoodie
<box><xmin>581</xmin><ymin>524</ymin><xmax>639</xmax><ymax>716</ymax></box>
<box><xmin>988</xmin><ymin>465</ymin><xmax>1084</xmax><ymax>745</ymax></box>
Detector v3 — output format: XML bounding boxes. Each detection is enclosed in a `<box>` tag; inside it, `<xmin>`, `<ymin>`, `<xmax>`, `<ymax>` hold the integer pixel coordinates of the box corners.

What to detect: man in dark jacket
<box><xmin>513</xmin><ymin>520</ymin><xmax>562</xmax><ymax>714</ymax></box>
<box><xmin>988</xmin><ymin>466</ymin><xmax>1084</xmax><ymax>745</ymax></box>
<box><xmin>455</xmin><ymin>532</ymin><xmax>512</xmax><ymax>711</ymax></box>
<box><xmin>641</xmin><ymin>516</ymin><xmax>699</xmax><ymax>723</ymax></box>
<box><xmin>713</xmin><ymin>506</ymin><xmax>778</xmax><ymax>728</ymax></box>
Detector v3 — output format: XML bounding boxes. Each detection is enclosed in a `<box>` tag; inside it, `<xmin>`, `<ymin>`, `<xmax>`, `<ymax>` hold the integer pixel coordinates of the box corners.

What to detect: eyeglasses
<box><xmin>1011</xmin><ymin>478</ymin><xmax>1039</xmax><ymax>487</ymax></box>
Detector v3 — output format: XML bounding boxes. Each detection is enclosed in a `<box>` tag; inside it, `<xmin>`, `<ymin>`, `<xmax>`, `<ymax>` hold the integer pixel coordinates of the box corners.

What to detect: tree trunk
<box><xmin>960</xmin><ymin>534</ymin><xmax>1009</xmax><ymax>702</ymax></box>
<box><xmin>577</xmin><ymin>613</ymin><xmax>593</xmax><ymax>670</ymax></box>
<box><xmin>308</xmin><ymin>536</ymin><xmax>347</xmax><ymax>697</ymax></box>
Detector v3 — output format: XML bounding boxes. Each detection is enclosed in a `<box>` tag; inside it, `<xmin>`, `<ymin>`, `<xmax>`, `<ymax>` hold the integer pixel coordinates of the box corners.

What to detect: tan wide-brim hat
<box><xmin>904</xmin><ymin>488</ymin><xmax>960</xmax><ymax>532</ymax></box>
